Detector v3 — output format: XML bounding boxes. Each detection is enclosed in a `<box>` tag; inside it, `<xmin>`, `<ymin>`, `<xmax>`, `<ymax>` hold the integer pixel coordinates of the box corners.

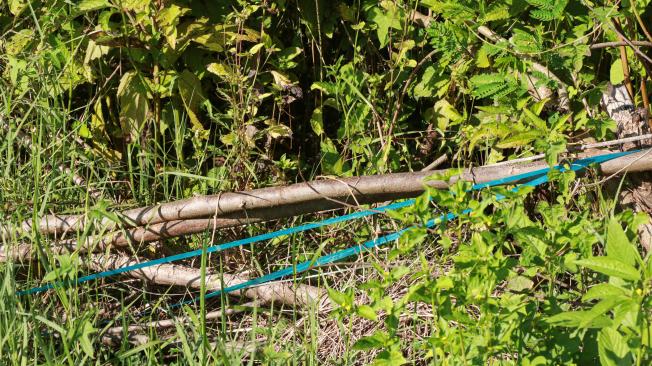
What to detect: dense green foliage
<box><xmin>1</xmin><ymin>0</ymin><xmax>652</xmax><ymax>364</ymax></box>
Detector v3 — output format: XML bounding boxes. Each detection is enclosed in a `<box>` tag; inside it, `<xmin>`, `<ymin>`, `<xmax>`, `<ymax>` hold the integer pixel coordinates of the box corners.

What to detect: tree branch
<box><xmin>3</xmin><ymin>149</ymin><xmax>652</xmax><ymax>250</ymax></box>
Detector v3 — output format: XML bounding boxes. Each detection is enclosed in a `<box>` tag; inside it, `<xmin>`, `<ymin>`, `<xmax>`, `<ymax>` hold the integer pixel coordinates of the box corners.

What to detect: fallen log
<box><xmin>2</xmin><ymin>149</ymin><xmax>652</xmax><ymax>246</ymax></box>
<box><xmin>87</xmin><ymin>253</ymin><xmax>327</xmax><ymax>309</ymax></box>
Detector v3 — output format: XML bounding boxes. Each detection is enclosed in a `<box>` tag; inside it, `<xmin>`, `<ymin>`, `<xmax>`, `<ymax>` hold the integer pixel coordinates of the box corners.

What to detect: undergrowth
<box><xmin>1</xmin><ymin>0</ymin><xmax>652</xmax><ymax>364</ymax></box>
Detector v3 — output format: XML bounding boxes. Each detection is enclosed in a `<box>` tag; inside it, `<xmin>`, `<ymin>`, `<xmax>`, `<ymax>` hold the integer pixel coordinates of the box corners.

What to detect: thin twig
<box><xmin>485</xmin><ymin>134</ymin><xmax>652</xmax><ymax>167</ymax></box>
<box><xmin>642</xmin><ymin>76</ymin><xmax>652</xmax><ymax>131</ymax></box>
<box><xmin>615</xmin><ymin>19</ymin><xmax>635</xmax><ymax>100</ymax></box>
<box><xmin>609</xmin><ymin>19</ymin><xmax>652</xmax><ymax>66</ymax></box>
<box><xmin>590</xmin><ymin>40</ymin><xmax>652</xmax><ymax>49</ymax></box>
<box><xmin>104</xmin><ymin>301</ymin><xmax>256</xmax><ymax>336</ymax></box>
<box><xmin>632</xmin><ymin>0</ymin><xmax>652</xmax><ymax>43</ymax></box>
<box><xmin>581</xmin><ymin>149</ymin><xmax>652</xmax><ymax>188</ymax></box>
<box><xmin>421</xmin><ymin>154</ymin><xmax>448</xmax><ymax>171</ymax></box>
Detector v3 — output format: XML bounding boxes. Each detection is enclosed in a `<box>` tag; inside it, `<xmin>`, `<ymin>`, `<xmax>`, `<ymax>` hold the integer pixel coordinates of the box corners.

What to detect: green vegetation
<box><xmin>1</xmin><ymin>0</ymin><xmax>652</xmax><ymax>364</ymax></box>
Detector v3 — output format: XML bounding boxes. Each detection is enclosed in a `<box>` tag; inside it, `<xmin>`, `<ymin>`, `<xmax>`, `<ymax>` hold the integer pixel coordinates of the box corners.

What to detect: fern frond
<box><xmin>526</xmin><ymin>0</ymin><xmax>567</xmax><ymax>21</ymax></box>
<box><xmin>427</xmin><ymin>21</ymin><xmax>467</xmax><ymax>65</ymax></box>
<box><xmin>470</xmin><ymin>73</ymin><xmax>523</xmax><ymax>99</ymax></box>
<box><xmin>482</xmin><ymin>4</ymin><xmax>510</xmax><ymax>22</ymax></box>
<box><xmin>526</xmin><ymin>0</ymin><xmax>555</xmax><ymax>9</ymax></box>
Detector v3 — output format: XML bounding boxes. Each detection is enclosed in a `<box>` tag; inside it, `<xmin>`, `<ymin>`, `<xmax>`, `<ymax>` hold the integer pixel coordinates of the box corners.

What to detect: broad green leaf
<box><xmin>610</xmin><ymin>60</ymin><xmax>625</xmax><ymax>85</ymax></box>
<box><xmin>77</xmin><ymin>0</ymin><xmax>112</xmax><ymax>12</ymax></box>
<box><xmin>119</xmin><ymin>0</ymin><xmax>150</xmax><ymax>12</ymax></box>
<box><xmin>177</xmin><ymin>70</ymin><xmax>208</xmax><ymax>137</ymax></box>
<box><xmin>495</xmin><ymin>131</ymin><xmax>542</xmax><ymax>149</ymax></box>
<box><xmin>266</xmin><ymin>124</ymin><xmax>292</xmax><ymax>139</ymax></box>
<box><xmin>327</xmin><ymin>288</ymin><xmax>352</xmax><ymax>309</ymax></box>
<box><xmin>372</xmin><ymin>348</ymin><xmax>408</xmax><ymax>366</ymax></box>
<box><xmin>580</xmin><ymin>297</ymin><xmax>621</xmax><ymax>329</ymax></box>
<box><xmin>192</xmin><ymin>29</ymin><xmax>228</xmax><ymax>51</ymax></box>
<box><xmin>353</xmin><ymin>331</ymin><xmax>389</xmax><ymax>350</ymax></box>
<box><xmin>311</xmin><ymin>81</ymin><xmax>337</xmax><ymax>95</ymax></box>
<box><xmin>546</xmin><ymin>310</ymin><xmax>611</xmax><ymax>328</ymax></box>
<box><xmin>356</xmin><ymin>305</ymin><xmax>378</xmax><ymax>321</ymax></box>
<box><xmin>575</xmin><ymin>257</ymin><xmax>641</xmax><ymax>281</ymax></box>
<box><xmin>582</xmin><ymin>283</ymin><xmax>628</xmax><ymax>301</ymax></box>
<box><xmin>77</xmin><ymin>319</ymin><xmax>97</xmax><ymax>358</ymax></box>
<box><xmin>606</xmin><ymin>218</ymin><xmax>641</xmax><ymax>267</ymax></box>
<box><xmin>248</xmin><ymin>43</ymin><xmax>265</xmax><ymax>55</ymax></box>
<box><xmin>8</xmin><ymin>0</ymin><xmax>27</xmax><ymax>15</ymax></box>
<box><xmin>431</xmin><ymin>99</ymin><xmax>463</xmax><ymax>131</ymax></box>
<box><xmin>270</xmin><ymin>70</ymin><xmax>293</xmax><ymax>88</ymax></box>
<box><xmin>84</xmin><ymin>38</ymin><xmax>110</xmax><ymax>65</ymax></box>
<box><xmin>414</xmin><ymin>66</ymin><xmax>448</xmax><ymax>98</ymax></box>
<box><xmin>207</xmin><ymin>63</ymin><xmax>239</xmax><ymax>84</ymax></box>
<box><xmin>5</xmin><ymin>29</ymin><xmax>34</xmax><ymax>55</ymax></box>
<box><xmin>310</xmin><ymin>108</ymin><xmax>324</xmax><ymax>136</ymax></box>
<box><xmin>157</xmin><ymin>5</ymin><xmax>190</xmax><ymax>49</ymax></box>
<box><xmin>117</xmin><ymin>71</ymin><xmax>150</xmax><ymax>142</ymax></box>
<box><xmin>506</xmin><ymin>276</ymin><xmax>534</xmax><ymax>292</ymax></box>
<box><xmin>598</xmin><ymin>327</ymin><xmax>631</xmax><ymax>366</ymax></box>
<box><xmin>275</xmin><ymin>47</ymin><xmax>303</xmax><ymax>69</ymax></box>
<box><xmin>367</xmin><ymin>6</ymin><xmax>402</xmax><ymax>47</ymax></box>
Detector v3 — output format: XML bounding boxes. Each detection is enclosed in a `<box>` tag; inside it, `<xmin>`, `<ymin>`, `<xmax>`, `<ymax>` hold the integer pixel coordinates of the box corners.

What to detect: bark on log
<box><xmin>3</xmin><ymin>149</ymin><xmax>652</xmax><ymax>249</ymax></box>
<box><xmin>87</xmin><ymin>254</ymin><xmax>327</xmax><ymax>309</ymax></box>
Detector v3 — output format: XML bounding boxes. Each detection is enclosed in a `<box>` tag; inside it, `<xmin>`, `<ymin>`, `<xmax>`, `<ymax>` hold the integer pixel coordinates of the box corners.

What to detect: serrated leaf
<box><xmin>575</xmin><ymin>257</ymin><xmax>641</xmax><ymax>281</ymax></box>
<box><xmin>606</xmin><ymin>218</ymin><xmax>641</xmax><ymax>267</ymax></box>
<box><xmin>523</xmin><ymin>108</ymin><xmax>548</xmax><ymax>131</ymax></box>
<box><xmin>496</xmin><ymin>131</ymin><xmax>542</xmax><ymax>148</ymax></box>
